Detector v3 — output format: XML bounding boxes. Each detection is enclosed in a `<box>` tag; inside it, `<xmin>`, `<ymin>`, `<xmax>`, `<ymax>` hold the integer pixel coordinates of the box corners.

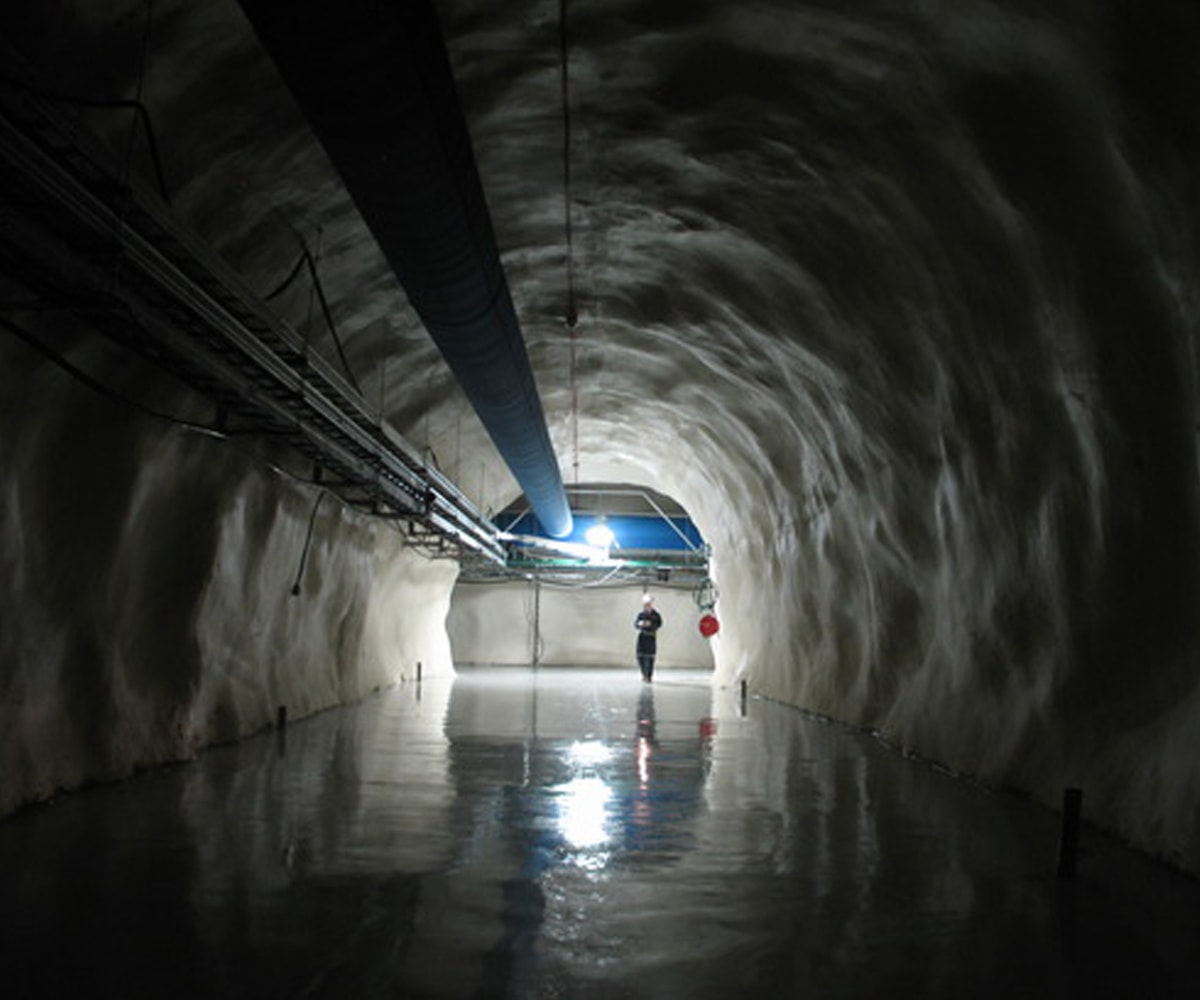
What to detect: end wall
<box><xmin>449</xmin><ymin>581</ymin><xmax>714</xmax><ymax>670</ymax></box>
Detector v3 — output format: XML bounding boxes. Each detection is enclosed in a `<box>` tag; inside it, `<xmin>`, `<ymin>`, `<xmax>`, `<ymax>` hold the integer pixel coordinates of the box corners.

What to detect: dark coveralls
<box><xmin>634</xmin><ymin>606</ymin><xmax>663</xmax><ymax>681</ymax></box>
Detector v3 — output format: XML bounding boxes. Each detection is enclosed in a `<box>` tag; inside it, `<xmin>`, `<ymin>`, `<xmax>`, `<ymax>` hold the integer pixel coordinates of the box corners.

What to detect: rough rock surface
<box><xmin>2</xmin><ymin>0</ymin><xmax>1199</xmax><ymax>872</ymax></box>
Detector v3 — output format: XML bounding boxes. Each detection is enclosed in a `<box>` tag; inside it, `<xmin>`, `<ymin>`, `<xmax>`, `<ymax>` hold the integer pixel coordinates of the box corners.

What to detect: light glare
<box><xmin>584</xmin><ymin>523</ymin><xmax>615</xmax><ymax>549</ymax></box>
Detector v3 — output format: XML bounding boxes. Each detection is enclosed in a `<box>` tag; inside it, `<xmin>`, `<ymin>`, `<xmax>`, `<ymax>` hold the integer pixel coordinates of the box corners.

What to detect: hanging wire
<box><xmin>104</xmin><ymin>0</ymin><xmax>157</xmax><ymax>305</ymax></box>
<box><xmin>304</xmin><ymin>227</ymin><xmax>320</xmax><ymax>354</ymax></box>
<box><xmin>0</xmin><ymin>314</ymin><xmax>224</xmax><ymax>439</ymax></box>
<box><xmin>264</xmin><ymin>250</ymin><xmax>307</xmax><ymax>300</ymax></box>
<box><xmin>559</xmin><ymin>0</ymin><xmax>576</xmax><ymax>328</ymax></box>
<box><xmin>290</xmin><ymin>491</ymin><xmax>329</xmax><ymax>596</ymax></box>
<box><xmin>0</xmin><ymin>2</ymin><xmax>170</xmax><ymax>207</ymax></box>
<box><xmin>0</xmin><ymin>74</ymin><xmax>171</xmax><ymax>205</ymax></box>
<box><xmin>455</xmin><ymin>398</ymin><xmax>463</xmax><ymax>479</ymax></box>
<box><xmin>264</xmin><ymin>233</ymin><xmax>363</xmax><ymax>396</ymax></box>
<box><xmin>123</xmin><ymin>2</ymin><xmax>156</xmax><ymax>193</ymax></box>
<box><xmin>379</xmin><ymin>351</ymin><xmax>388</xmax><ymax>423</ymax></box>
<box><xmin>528</xmin><ymin>579</ymin><xmax>545</xmax><ymax>668</ymax></box>
<box><xmin>560</xmin><ymin>0</ymin><xmax>580</xmax><ymax>485</ymax></box>
<box><xmin>0</xmin><ymin>314</ymin><xmax>421</xmax><ymax>565</ymax></box>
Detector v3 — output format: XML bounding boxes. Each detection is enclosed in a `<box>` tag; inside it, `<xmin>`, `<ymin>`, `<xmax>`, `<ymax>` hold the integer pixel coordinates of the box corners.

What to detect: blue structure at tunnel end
<box><xmin>495</xmin><ymin>510</ymin><xmax>703</xmax><ymax>552</ymax></box>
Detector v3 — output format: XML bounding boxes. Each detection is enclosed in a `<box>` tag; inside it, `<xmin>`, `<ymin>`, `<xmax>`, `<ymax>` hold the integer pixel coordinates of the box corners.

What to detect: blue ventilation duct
<box><xmin>238</xmin><ymin>0</ymin><xmax>572</xmax><ymax>537</ymax></box>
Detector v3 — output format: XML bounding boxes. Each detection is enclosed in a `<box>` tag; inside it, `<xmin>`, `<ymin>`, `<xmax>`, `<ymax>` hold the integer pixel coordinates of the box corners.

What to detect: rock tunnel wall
<box><xmin>442</xmin><ymin>0</ymin><xmax>1200</xmax><ymax>871</ymax></box>
<box><xmin>0</xmin><ymin>332</ymin><xmax>457</xmax><ymax>817</ymax></box>
<box><xmin>2</xmin><ymin>0</ymin><xmax>1200</xmax><ymax>877</ymax></box>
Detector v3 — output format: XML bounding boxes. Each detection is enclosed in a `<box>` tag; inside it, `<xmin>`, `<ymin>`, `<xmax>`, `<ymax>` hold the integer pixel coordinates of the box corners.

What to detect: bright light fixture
<box><xmin>584</xmin><ymin>522</ymin><xmax>615</xmax><ymax>549</ymax></box>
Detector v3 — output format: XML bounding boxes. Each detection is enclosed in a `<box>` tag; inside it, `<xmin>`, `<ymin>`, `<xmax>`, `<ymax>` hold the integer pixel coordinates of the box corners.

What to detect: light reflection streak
<box><xmin>567</xmin><ymin>740</ymin><xmax>612</xmax><ymax>767</ymax></box>
<box><xmin>556</xmin><ymin>741</ymin><xmax>617</xmax><ymax>853</ymax></box>
<box><xmin>557</xmin><ymin>776</ymin><xmax>612</xmax><ymax>849</ymax></box>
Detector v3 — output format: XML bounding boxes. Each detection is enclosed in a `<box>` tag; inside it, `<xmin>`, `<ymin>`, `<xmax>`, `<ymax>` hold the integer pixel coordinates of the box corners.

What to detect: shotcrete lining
<box><xmin>1</xmin><ymin>0</ymin><xmax>1199</xmax><ymax>871</ymax></box>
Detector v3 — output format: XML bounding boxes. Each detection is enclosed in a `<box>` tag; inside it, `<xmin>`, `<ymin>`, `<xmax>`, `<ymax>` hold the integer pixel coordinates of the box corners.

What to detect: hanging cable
<box><xmin>559</xmin><ymin>0</ymin><xmax>576</xmax><ymax>328</ymax></box>
<box><xmin>0</xmin><ymin>74</ymin><xmax>172</xmax><ymax>206</ymax></box>
<box><xmin>264</xmin><ymin>237</ymin><xmax>362</xmax><ymax>396</ymax></box>
<box><xmin>0</xmin><ymin>314</ymin><xmax>424</xmax><ymax>558</ymax></box>
<box><xmin>0</xmin><ymin>314</ymin><xmax>225</xmax><ymax>438</ymax></box>
<box><xmin>106</xmin><ymin>2</ymin><xmax>157</xmax><ymax>309</ymax></box>
<box><xmin>264</xmin><ymin>250</ymin><xmax>308</xmax><ymax>301</ymax></box>
<box><xmin>303</xmin><ymin>226</ymin><xmax>320</xmax><ymax>355</ymax></box>
<box><xmin>290</xmin><ymin>490</ymin><xmax>328</xmax><ymax>596</ymax></box>
<box><xmin>570</xmin><ymin>311</ymin><xmax>579</xmax><ymax>485</ymax></box>
<box><xmin>123</xmin><ymin>2</ymin><xmax>156</xmax><ymax>193</ymax></box>
<box><xmin>560</xmin><ymin>0</ymin><xmax>580</xmax><ymax>485</ymax></box>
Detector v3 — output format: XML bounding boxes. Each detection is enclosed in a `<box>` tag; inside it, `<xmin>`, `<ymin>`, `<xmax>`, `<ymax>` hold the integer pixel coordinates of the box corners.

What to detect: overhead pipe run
<box><xmin>238</xmin><ymin>0</ymin><xmax>573</xmax><ymax>538</ymax></box>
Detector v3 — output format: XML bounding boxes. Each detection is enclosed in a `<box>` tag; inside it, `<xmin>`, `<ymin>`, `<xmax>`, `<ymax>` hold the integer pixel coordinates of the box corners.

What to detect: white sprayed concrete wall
<box><xmin>0</xmin><ymin>340</ymin><xmax>458</xmax><ymax>816</ymax></box>
<box><xmin>449</xmin><ymin>582</ymin><xmax>714</xmax><ymax>670</ymax></box>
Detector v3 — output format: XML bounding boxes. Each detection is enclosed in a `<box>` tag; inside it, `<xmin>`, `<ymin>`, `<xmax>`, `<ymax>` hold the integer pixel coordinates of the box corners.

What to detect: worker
<box><xmin>634</xmin><ymin>594</ymin><xmax>663</xmax><ymax>682</ymax></box>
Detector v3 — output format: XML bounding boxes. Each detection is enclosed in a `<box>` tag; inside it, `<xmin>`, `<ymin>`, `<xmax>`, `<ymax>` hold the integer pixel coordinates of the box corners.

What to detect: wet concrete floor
<box><xmin>3</xmin><ymin>667</ymin><xmax>1200</xmax><ymax>998</ymax></box>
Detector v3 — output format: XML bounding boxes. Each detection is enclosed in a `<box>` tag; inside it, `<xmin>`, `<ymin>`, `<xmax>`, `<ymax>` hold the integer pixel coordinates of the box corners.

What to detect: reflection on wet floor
<box><xmin>2</xmin><ymin>667</ymin><xmax>1200</xmax><ymax>998</ymax></box>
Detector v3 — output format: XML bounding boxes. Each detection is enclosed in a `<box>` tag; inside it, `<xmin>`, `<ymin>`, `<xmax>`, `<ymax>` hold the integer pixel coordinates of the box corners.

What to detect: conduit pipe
<box><xmin>238</xmin><ymin>0</ymin><xmax>573</xmax><ymax>537</ymax></box>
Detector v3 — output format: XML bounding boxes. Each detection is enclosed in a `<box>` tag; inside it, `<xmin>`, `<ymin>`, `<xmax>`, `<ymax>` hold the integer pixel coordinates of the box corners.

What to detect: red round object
<box><xmin>698</xmin><ymin>613</ymin><xmax>720</xmax><ymax>638</ymax></box>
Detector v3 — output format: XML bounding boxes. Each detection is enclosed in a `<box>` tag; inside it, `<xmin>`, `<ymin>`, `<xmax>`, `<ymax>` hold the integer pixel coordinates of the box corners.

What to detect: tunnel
<box><xmin>3</xmin><ymin>0</ymin><xmax>1200</xmax><ymax>995</ymax></box>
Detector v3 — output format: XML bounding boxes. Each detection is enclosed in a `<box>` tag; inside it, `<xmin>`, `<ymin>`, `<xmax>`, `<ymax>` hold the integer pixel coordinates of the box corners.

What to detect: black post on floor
<box><xmin>416</xmin><ymin>661</ymin><xmax>423</xmax><ymax>684</ymax></box>
<box><xmin>739</xmin><ymin>679</ymin><xmax>748</xmax><ymax>716</ymax></box>
<box><xmin>275</xmin><ymin>706</ymin><xmax>287</xmax><ymax>756</ymax></box>
<box><xmin>531</xmin><ymin>579</ymin><xmax>541</xmax><ymax>670</ymax></box>
<box><xmin>1058</xmin><ymin>786</ymin><xmax>1083</xmax><ymax>879</ymax></box>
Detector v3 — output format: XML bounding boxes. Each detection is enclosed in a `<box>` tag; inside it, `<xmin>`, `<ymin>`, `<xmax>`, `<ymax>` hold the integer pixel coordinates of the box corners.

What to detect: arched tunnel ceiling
<box><xmin>4</xmin><ymin>1</ymin><xmax>1200</xmax><ymax>866</ymax></box>
<box><xmin>7</xmin><ymin>0</ymin><xmax>1196</xmax><ymax>526</ymax></box>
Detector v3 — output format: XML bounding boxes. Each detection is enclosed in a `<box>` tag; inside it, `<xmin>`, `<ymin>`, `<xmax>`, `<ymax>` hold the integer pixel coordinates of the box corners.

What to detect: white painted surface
<box><xmin>449</xmin><ymin>581</ymin><xmax>715</xmax><ymax>669</ymax></box>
